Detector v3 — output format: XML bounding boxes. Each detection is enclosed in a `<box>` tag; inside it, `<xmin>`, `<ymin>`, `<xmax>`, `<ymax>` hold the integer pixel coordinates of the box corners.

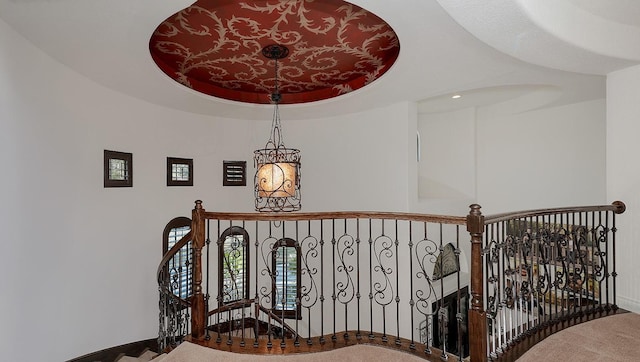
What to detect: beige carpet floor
<box><xmin>517</xmin><ymin>312</ymin><xmax>640</xmax><ymax>361</ymax></box>
<box><xmin>160</xmin><ymin>342</ymin><xmax>432</xmax><ymax>362</ymax></box>
<box><xmin>159</xmin><ymin>312</ymin><xmax>640</xmax><ymax>361</ymax></box>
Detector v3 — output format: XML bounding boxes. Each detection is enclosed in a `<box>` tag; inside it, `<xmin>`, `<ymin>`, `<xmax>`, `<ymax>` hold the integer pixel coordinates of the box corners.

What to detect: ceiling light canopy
<box><xmin>149</xmin><ymin>0</ymin><xmax>400</xmax><ymax>104</ymax></box>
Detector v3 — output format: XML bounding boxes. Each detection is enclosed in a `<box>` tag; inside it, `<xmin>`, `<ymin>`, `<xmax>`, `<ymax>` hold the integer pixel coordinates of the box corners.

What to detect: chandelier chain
<box><xmin>254</xmin><ymin>43</ymin><xmax>301</xmax><ymax>212</ymax></box>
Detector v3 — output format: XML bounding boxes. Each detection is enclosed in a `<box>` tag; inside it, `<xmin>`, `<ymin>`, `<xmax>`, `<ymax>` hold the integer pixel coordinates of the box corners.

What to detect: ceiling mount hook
<box><xmin>261</xmin><ymin>44</ymin><xmax>289</xmax><ymax>60</ymax></box>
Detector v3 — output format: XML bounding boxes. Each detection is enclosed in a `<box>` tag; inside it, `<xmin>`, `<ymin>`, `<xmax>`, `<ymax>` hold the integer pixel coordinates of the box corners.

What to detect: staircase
<box><xmin>114</xmin><ymin>348</ymin><xmax>167</xmax><ymax>362</ymax></box>
<box><xmin>67</xmin><ymin>339</ymin><xmax>164</xmax><ymax>362</ymax></box>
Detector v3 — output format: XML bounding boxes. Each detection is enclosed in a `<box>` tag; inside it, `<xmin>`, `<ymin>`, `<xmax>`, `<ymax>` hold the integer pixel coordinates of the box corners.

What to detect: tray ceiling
<box><xmin>1</xmin><ymin>0</ymin><xmax>639</xmax><ymax>119</ymax></box>
<box><xmin>149</xmin><ymin>0</ymin><xmax>400</xmax><ymax>104</ymax></box>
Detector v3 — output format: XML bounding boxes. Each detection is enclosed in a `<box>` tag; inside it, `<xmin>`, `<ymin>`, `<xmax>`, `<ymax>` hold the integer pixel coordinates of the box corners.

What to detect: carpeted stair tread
<box><xmin>137</xmin><ymin>349</ymin><xmax>158</xmax><ymax>361</ymax></box>
<box><xmin>115</xmin><ymin>356</ymin><xmax>142</xmax><ymax>362</ymax></box>
<box><xmin>151</xmin><ymin>353</ymin><xmax>168</xmax><ymax>361</ymax></box>
<box><xmin>113</xmin><ymin>349</ymin><xmax>161</xmax><ymax>362</ymax></box>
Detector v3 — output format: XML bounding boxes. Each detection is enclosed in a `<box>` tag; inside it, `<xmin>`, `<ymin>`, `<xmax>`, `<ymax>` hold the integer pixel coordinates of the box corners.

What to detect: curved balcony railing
<box><xmin>158</xmin><ymin>230</ymin><xmax>193</xmax><ymax>351</ymax></box>
<box><xmin>158</xmin><ymin>200</ymin><xmax>625</xmax><ymax>362</ymax></box>
<box><xmin>471</xmin><ymin>201</ymin><xmax>626</xmax><ymax>361</ymax></box>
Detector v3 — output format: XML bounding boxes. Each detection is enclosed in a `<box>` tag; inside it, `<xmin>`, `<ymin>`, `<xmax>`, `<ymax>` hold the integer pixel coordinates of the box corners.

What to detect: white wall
<box><xmin>279</xmin><ymin>101</ymin><xmax>414</xmax><ymax>213</ymax></box>
<box><xmin>416</xmin><ymin>107</ymin><xmax>476</xmax><ymax>215</ymax></box>
<box><xmin>476</xmin><ymin>99</ymin><xmax>607</xmax><ymax>212</ymax></box>
<box><xmin>607</xmin><ymin>64</ymin><xmax>640</xmax><ymax>313</ymax></box>
<box><xmin>0</xmin><ymin>19</ymin><xmax>257</xmax><ymax>362</ymax></box>
<box><xmin>416</xmin><ymin>99</ymin><xmax>606</xmax><ymax>216</ymax></box>
<box><xmin>0</xmin><ymin>18</ymin><xmax>421</xmax><ymax>361</ymax></box>
<box><xmin>0</xmin><ymin>11</ymin><xmax>625</xmax><ymax>362</ymax></box>
<box><xmin>415</xmin><ymin>100</ymin><xmax>607</xmax><ymax>308</ymax></box>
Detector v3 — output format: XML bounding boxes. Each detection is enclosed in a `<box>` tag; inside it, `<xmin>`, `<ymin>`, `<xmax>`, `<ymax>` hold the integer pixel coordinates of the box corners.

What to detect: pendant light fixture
<box><xmin>254</xmin><ymin>44</ymin><xmax>301</xmax><ymax>212</ymax></box>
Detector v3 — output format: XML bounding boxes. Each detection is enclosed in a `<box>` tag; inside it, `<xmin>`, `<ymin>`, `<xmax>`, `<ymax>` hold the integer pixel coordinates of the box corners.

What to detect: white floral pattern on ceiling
<box><xmin>149</xmin><ymin>0</ymin><xmax>400</xmax><ymax>104</ymax></box>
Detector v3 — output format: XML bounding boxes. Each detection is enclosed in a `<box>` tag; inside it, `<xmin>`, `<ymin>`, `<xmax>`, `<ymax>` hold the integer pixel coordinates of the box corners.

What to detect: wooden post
<box><xmin>191</xmin><ymin>200</ymin><xmax>206</xmax><ymax>341</ymax></box>
<box><xmin>467</xmin><ymin>204</ymin><xmax>488</xmax><ymax>362</ymax></box>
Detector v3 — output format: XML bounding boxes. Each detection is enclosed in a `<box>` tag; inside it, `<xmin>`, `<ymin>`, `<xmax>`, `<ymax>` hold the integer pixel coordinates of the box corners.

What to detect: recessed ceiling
<box><xmin>149</xmin><ymin>0</ymin><xmax>400</xmax><ymax>104</ymax></box>
<box><xmin>436</xmin><ymin>0</ymin><xmax>640</xmax><ymax>75</ymax></box>
<box><xmin>1</xmin><ymin>0</ymin><xmax>638</xmax><ymax>120</ymax></box>
<box><xmin>417</xmin><ymin>85</ymin><xmax>562</xmax><ymax>114</ymax></box>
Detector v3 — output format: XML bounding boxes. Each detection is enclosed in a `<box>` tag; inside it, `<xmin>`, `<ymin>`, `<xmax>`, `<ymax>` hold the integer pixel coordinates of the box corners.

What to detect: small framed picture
<box><xmin>104</xmin><ymin>150</ymin><xmax>133</xmax><ymax>187</ymax></box>
<box><xmin>167</xmin><ymin>157</ymin><xmax>193</xmax><ymax>186</ymax></box>
<box><xmin>223</xmin><ymin>160</ymin><xmax>247</xmax><ymax>186</ymax></box>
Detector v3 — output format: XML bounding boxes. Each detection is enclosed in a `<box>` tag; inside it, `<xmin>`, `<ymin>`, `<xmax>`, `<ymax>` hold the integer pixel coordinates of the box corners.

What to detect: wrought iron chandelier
<box><xmin>254</xmin><ymin>44</ymin><xmax>301</xmax><ymax>212</ymax></box>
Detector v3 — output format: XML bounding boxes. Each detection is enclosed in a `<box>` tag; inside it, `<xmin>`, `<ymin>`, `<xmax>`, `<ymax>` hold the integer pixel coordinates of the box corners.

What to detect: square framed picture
<box><xmin>104</xmin><ymin>150</ymin><xmax>132</xmax><ymax>187</ymax></box>
<box><xmin>223</xmin><ymin>160</ymin><xmax>247</xmax><ymax>186</ymax></box>
<box><xmin>167</xmin><ymin>157</ymin><xmax>193</xmax><ymax>186</ymax></box>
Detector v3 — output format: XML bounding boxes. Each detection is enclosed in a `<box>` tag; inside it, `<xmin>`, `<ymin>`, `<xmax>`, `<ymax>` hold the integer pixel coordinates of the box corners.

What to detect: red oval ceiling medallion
<box><xmin>149</xmin><ymin>0</ymin><xmax>400</xmax><ymax>104</ymax></box>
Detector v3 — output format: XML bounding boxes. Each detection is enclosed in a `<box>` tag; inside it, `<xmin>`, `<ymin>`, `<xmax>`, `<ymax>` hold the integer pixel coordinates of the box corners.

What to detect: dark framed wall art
<box><xmin>104</xmin><ymin>150</ymin><xmax>133</xmax><ymax>188</ymax></box>
<box><xmin>223</xmin><ymin>160</ymin><xmax>247</xmax><ymax>186</ymax></box>
<box><xmin>167</xmin><ymin>157</ymin><xmax>193</xmax><ymax>186</ymax></box>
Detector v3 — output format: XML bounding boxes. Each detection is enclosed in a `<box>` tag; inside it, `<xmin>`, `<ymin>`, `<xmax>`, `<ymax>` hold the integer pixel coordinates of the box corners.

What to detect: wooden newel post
<box><xmin>191</xmin><ymin>200</ymin><xmax>206</xmax><ymax>341</ymax></box>
<box><xmin>467</xmin><ymin>204</ymin><xmax>488</xmax><ymax>362</ymax></box>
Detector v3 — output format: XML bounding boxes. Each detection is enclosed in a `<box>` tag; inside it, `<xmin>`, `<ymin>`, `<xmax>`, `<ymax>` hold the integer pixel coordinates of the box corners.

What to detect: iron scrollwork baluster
<box><xmin>414</xmin><ymin>236</ymin><xmax>438</xmax><ymax>354</ymax></box>
<box><xmin>335</xmin><ymin>230</ymin><xmax>356</xmax><ymax>340</ymax></box>
<box><xmin>259</xmin><ymin>232</ymin><xmax>278</xmax><ymax>347</ymax></box>
<box><xmin>300</xmin><ymin>233</ymin><xmax>319</xmax><ymax>345</ymax></box>
<box><xmin>372</xmin><ymin>223</ymin><xmax>395</xmax><ymax>343</ymax></box>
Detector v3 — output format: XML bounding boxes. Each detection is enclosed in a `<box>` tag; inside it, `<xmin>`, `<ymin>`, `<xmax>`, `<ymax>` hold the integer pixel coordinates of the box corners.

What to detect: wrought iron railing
<box><xmin>158</xmin><ymin>231</ymin><xmax>193</xmax><ymax>351</ymax></box>
<box><xmin>467</xmin><ymin>202</ymin><xmax>626</xmax><ymax>362</ymax></box>
<box><xmin>188</xmin><ymin>202</ymin><xmax>469</xmax><ymax>360</ymax></box>
<box><xmin>157</xmin><ymin>201</ymin><xmax>625</xmax><ymax>362</ymax></box>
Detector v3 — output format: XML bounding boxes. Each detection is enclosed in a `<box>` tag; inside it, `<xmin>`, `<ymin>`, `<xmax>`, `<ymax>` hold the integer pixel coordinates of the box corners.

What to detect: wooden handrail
<box><xmin>206</xmin><ymin>298</ymin><xmax>297</xmax><ymax>338</ymax></box>
<box><xmin>483</xmin><ymin>201</ymin><xmax>626</xmax><ymax>224</ymax></box>
<box><xmin>207</xmin><ymin>298</ymin><xmax>255</xmax><ymax>316</ymax></box>
<box><xmin>468</xmin><ymin>201</ymin><xmax>626</xmax><ymax>362</ymax></box>
<box><xmin>156</xmin><ymin>230</ymin><xmax>193</xmax><ymax>286</ymax></box>
<box><xmin>182</xmin><ymin>200</ymin><xmax>626</xmax><ymax>362</ymax></box>
<box><xmin>201</xmin><ymin>210</ymin><xmax>467</xmax><ymax>225</ymax></box>
<box><xmin>255</xmin><ymin>304</ymin><xmax>298</xmax><ymax>338</ymax></box>
<box><xmin>157</xmin><ymin>230</ymin><xmax>193</xmax><ymax>311</ymax></box>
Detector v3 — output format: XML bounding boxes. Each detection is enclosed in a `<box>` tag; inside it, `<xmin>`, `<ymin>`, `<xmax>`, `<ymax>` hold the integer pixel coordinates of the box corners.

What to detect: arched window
<box><xmin>162</xmin><ymin>217</ymin><xmax>192</xmax><ymax>300</ymax></box>
<box><xmin>272</xmin><ymin>238</ymin><xmax>301</xmax><ymax>319</ymax></box>
<box><xmin>218</xmin><ymin>227</ymin><xmax>250</xmax><ymax>304</ymax></box>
